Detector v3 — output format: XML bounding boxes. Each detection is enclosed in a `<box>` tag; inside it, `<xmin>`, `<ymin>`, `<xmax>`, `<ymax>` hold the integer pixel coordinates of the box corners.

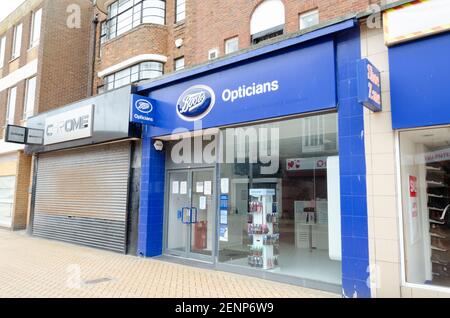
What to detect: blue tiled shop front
<box><xmin>135</xmin><ymin>19</ymin><xmax>371</xmax><ymax>298</ymax></box>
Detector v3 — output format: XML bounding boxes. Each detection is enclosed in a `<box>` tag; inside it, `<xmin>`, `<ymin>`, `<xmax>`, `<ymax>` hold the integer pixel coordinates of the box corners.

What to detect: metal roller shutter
<box><xmin>32</xmin><ymin>142</ymin><xmax>131</xmax><ymax>253</ymax></box>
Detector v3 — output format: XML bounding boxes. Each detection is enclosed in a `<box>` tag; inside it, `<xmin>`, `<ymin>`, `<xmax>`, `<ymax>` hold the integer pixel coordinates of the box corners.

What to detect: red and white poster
<box><xmin>286</xmin><ymin>157</ymin><xmax>327</xmax><ymax>171</ymax></box>
<box><xmin>408</xmin><ymin>175</ymin><xmax>420</xmax><ymax>244</ymax></box>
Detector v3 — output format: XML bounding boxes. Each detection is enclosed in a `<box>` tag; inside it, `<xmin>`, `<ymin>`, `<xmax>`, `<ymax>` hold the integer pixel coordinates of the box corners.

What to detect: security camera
<box><xmin>154</xmin><ymin>140</ymin><xmax>164</xmax><ymax>151</ymax></box>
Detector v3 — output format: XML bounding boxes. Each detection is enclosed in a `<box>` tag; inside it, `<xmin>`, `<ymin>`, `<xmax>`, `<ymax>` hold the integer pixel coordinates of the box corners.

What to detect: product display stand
<box><xmin>247</xmin><ymin>189</ymin><xmax>279</xmax><ymax>270</ymax></box>
<box><xmin>426</xmin><ymin>164</ymin><xmax>450</xmax><ymax>285</ymax></box>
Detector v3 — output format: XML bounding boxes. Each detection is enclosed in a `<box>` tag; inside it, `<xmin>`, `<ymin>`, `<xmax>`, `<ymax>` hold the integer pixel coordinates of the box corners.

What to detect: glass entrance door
<box><xmin>165</xmin><ymin>168</ymin><xmax>215</xmax><ymax>261</ymax></box>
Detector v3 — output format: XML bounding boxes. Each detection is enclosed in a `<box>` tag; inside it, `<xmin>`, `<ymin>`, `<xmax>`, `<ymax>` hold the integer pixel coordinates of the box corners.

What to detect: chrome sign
<box><xmin>176</xmin><ymin>85</ymin><xmax>216</xmax><ymax>121</ymax></box>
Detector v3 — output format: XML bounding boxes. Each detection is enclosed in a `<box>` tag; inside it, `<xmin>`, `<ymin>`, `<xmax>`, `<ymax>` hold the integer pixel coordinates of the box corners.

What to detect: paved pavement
<box><xmin>0</xmin><ymin>229</ymin><xmax>338</xmax><ymax>298</ymax></box>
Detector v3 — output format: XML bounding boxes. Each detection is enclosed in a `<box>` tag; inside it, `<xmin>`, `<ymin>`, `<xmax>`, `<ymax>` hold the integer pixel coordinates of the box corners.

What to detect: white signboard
<box><xmin>384</xmin><ymin>0</ymin><xmax>450</xmax><ymax>46</ymax></box>
<box><xmin>26</xmin><ymin>128</ymin><xmax>44</xmax><ymax>145</ymax></box>
<box><xmin>5</xmin><ymin>125</ymin><xmax>26</xmax><ymax>144</ymax></box>
<box><xmin>44</xmin><ymin>105</ymin><xmax>94</xmax><ymax>145</ymax></box>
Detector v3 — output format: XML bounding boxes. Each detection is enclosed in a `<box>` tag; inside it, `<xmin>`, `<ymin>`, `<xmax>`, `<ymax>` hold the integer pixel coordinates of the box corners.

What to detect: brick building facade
<box><xmin>0</xmin><ymin>0</ymin><xmax>92</xmax><ymax>230</ymax></box>
<box><xmin>93</xmin><ymin>0</ymin><xmax>383</xmax><ymax>94</ymax></box>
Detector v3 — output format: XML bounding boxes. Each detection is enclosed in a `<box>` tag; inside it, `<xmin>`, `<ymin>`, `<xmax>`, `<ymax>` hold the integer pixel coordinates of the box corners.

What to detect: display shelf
<box><xmin>427</xmin><ymin>193</ymin><xmax>449</xmax><ymax>199</ymax></box>
<box><xmin>247</xmin><ymin>189</ymin><xmax>279</xmax><ymax>270</ymax></box>
<box><xmin>426</xmin><ymin>166</ymin><xmax>443</xmax><ymax>171</ymax></box>
<box><xmin>426</xmin><ymin>180</ymin><xmax>448</xmax><ymax>188</ymax></box>
<box><xmin>425</xmin><ymin>162</ymin><xmax>450</xmax><ymax>284</ymax></box>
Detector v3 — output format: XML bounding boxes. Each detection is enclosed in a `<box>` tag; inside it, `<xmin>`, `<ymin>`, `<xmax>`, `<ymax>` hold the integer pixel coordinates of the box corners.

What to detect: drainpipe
<box><xmin>88</xmin><ymin>10</ymin><xmax>99</xmax><ymax>97</ymax></box>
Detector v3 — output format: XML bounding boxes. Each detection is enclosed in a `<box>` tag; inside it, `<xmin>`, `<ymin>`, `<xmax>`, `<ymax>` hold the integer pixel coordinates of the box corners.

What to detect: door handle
<box><xmin>180</xmin><ymin>207</ymin><xmax>191</xmax><ymax>224</ymax></box>
<box><xmin>190</xmin><ymin>207</ymin><xmax>198</xmax><ymax>224</ymax></box>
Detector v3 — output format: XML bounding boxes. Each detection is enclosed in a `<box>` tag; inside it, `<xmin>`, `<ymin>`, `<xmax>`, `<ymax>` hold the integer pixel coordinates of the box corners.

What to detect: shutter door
<box><xmin>33</xmin><ymin>142</ymin><xmax>131</xmax><ymax>253</ymax></box>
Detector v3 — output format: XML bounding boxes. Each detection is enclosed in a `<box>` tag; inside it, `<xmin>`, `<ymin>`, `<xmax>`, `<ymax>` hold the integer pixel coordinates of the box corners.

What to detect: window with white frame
<box><xmin>104</xmin><ymin>0</ymin><xmax>166</xmax><ymax>42</ymax></box>
<box><xmin>0</xmin><ymin>36</ymin><xmax>5</xmax><ymax>69</ymax></box>
<box><xmin>225</xmin><ymin>37</ymin><xmax>239</xmax><ymax>54</ymax></box>
<box><xmin>6</xmin><ymin>87</ymin><xmax>17</xmax><ymax>125</ymax></box>
<box><xmin>175</xmin><ymin>0</ymin><xmax>185</xmax><ymax>23</ymax></box>
<box><xmin>103</xmin><ymin>61</ymin><xmax>163</xmax><ymax>91</ymax></box>
<box><xmin>30</xmin><ymin>8</ymin><xmax>42</xmax><ymax>48</ymax></box>
<box><xmin>299</xmin><ymin>9</ymin><xmax>319</xmax><ymax>30</ymax></box>
<box><xmin>12</xmin><ymin>24</ymin><xmax>22</xmax><ymax>59</ymax></box>
<box><xmin>250</xmin><ymin>0</ymin><xmax>285</xmax><ymax>44</ymax></box>
<box><xmin>302</xmin><ymin>115</ymin><xmax>325</xmax><ymax>153</ymax></box>
<box><xmin>24</xmin><ymin>77</ymin><xmax>37</xmax><ymax>119</ymax></box>
<box><xmin>174</xmin><ymin>56</ymin><xmax>185</xmax><ymax>71</ymax></box>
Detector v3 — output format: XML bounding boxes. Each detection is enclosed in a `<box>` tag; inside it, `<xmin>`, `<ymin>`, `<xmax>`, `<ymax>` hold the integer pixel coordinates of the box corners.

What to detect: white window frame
<box><xmin>30</xmin><ymin>8</ymin><xmax>42</xmax><ymax>48</ymax></box>
<box><xmin>299</xmin><ymin>9</ymin><xmax>319</xmax><ymax>30</ymax></box>
<box><xmin>302</xmin><ymin>115</ymin><xmax>325</xmax><ymax>153</ymax></box>
<box><xmin>24</xmin><ymin>76</ymin><xmax>37</xmax><ymax>119</ymax></box>
<box><xmin>225</xmin><ymin>37</ymin><xmax>239</xmax><ymax>54</ymax></box>
<box><xmin>104</xmin><ymin>0</ymin><xmax>166</xmax><ymax>42</ymax></box>
<box><xmin>175</xmin><ymin>0</ymin><xmax>185</xmax><ymax>23</ymax></box>
<box><xmin>174</xmin><ymin>56</ymin><xmax>185</xmax><ymax>71</ymax></box>
<box><xmin>0</xmin><ymin>36</ymin><xmax>6</xmax><ymax>69</ymax></box>
<box><xmin>12</xmin><ymin>24</ymin><xmax>23</xmax><ymax>60</ymax></box>
<box><xmin>103</xmin><ymin>61</ymin><xmax>164</xmax><ymax>91</ymax></box>
<box><xmin>6</xmin><ymin>86</ymin><xmax>17</xmax><ymax>125</ymax></box>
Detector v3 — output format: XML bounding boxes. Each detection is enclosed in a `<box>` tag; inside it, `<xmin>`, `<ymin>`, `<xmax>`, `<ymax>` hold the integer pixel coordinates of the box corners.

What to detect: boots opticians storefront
<box><xmin>135</xmin><ymin>19</ymin><xmax>372</xmax><ymax>296</ymax></box>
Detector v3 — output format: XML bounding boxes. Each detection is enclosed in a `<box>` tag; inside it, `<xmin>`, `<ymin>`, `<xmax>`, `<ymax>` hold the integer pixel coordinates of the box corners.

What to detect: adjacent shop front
<box><xmin>385</xmin><ymin>1</ymin><xmax>450</xmax><ymax>293</ymax></box>
<box><xmin>25</xmin><ymin>86</ymin><xmax>142</xmax><ymax>254</ymax></box>
<box><xmin>136</xmin><ymin>19</ymin><xmax>372</xmax><ymax>296</ymax></box>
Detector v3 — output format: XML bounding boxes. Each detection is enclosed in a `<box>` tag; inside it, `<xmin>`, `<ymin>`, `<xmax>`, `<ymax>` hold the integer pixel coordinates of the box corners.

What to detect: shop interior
<box><xmin>218</xmin><ymin>113</ymin><xmax>342</xmax><ymax>285</ymax></box>
<box><xmin>400</xmin><ymin>127</ymin><xmax>450</xmax><ymax>288</ymax></box>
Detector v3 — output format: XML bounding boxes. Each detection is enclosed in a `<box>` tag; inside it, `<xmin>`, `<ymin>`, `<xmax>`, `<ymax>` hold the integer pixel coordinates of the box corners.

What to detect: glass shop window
<box><xmin>218</xmin><ymin>113</ymin><xmax>342</xmax><ymax>284</ymax></box>
<box><xmin>399</xmin><ymin>127</ymin><xmax>450</xmax><ymax>289</ymax></box>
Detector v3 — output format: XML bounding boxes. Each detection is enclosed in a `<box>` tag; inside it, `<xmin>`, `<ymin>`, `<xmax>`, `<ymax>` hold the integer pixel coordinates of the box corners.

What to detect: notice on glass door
<box><xmin>180</xmin><ymin>181</ymin><xmax>188</xmax><ymax>195</ymax></box>
<box><xmin>220</xmin><ymin>224</ymin><xmax>228</xmax><ymax>242</ymax></box>
<box><xmin>204</xmin><ymin>181</ymin><xmax>212</xmax><ymax>195</ymax></box>
<box><xmin>221</xmin><ymin>178</ymin><xmax>229</xmax><ymax>194</ymax></box>
<box><xmin>199</xmin><ymin>196</ymin><xmax>207</xmax><ymax>210</ymax></box>
<box><xmin>196</xmin><ymin>182</ymin><xmax>204</xmax><ymax>193</ymax></box>
<box><xmin>172</xmin><ymin>181</ymin><xmax>179</xmax><ymax>194</ymax></box>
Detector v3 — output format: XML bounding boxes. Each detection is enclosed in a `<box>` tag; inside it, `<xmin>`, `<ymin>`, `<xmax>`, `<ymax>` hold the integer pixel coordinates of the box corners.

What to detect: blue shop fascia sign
<box><xmin>130</xmin><ymin>94</ymin><xmax>156</xmax><ymax>125</ymax></box>
<box><xmin>135</xmin><ymin>39</ymin><xmax>338</xmax><ymax>136</ymax></box>
<box><xmin>357</xmin><ymin>58</ymin><xmax>382</xmax><ymax>112</ymax></box>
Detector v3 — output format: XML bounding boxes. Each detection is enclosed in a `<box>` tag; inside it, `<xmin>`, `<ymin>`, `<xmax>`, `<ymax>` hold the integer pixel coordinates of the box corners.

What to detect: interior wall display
<box><xmin>426</xmin><ymin>162</ymin><xmax>450</xmax><ymax>286</ymax></box>
<box><xmin>286</xmin><ymin>157</ymin><xmax>327</xmax><ymax>171</ymax></box>
<box><xmin>247</xmin><ymin>189</ymin><xmax>279</xmax><ymax>269</ymax></box>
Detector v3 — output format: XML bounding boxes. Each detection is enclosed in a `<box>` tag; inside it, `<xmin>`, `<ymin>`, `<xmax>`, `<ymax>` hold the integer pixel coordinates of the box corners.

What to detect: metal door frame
<box><xmin>163</xmin><ymin>166</ymin><xmax>217</xmax><ymax>263</ymax></box>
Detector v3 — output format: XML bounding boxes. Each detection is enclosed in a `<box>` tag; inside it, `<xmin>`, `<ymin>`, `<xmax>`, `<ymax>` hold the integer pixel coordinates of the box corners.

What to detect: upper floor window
<box><xmin>103</xmin><ymin>61</ymin><xmax>163</xmax><ymax>91</ymax></box>
<box><xmin>12</xmin><ymin>24</ymin><xmax>23</xmax><ymax>60</ymax></box>
<box><xmin>30</xmin><ymin>8</ymin><xmax>42</xmax><ymax>48</ymax></box>
<box><xmin>174</xmin><ymin>56</ymin><xmax>185</xmax><ymax>71</ymax></box>
<box><xmin>24</xmin><ymin>77</ymin><xmax>37</xmax><ymax>119</ymax></box>
<box><xmin>6</xmin><ymin>87</ymin><xmax>17</xmax><ymax>125</ymax></box>
<box><xmin>105</xmin><ymin>0</ymin><xmax>166</xmax><ymax>42</ymax></box>
<box><xmin>250</xmin><ymin>0</ymin><xmax>285</xmax><ymax>44</ymax></box>
<box><xmin>175</xmin><ymin>0</ymin><xmax>185</xmax><ymax>23</ymax></box>
<box><xmin>225</xmin><ymin>37</ymin><xmax>239</xmax><ymax>54</ymax></box>
<box><xmin>0</xmin><ymin>36</ymin><xmax>5</xmax><ymax>69</ymax></box>
<box><xmin>299</xmin><ymin>9</ymin><xmax>319</xmax><ymax>30</ymax></box>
